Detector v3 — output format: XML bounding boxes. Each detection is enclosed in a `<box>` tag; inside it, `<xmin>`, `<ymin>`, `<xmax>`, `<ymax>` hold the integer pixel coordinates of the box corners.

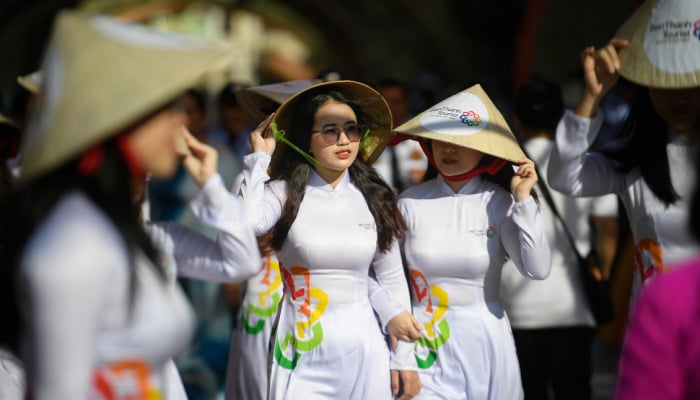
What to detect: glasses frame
<box><xmin>311</xmin><ymin>123</ymin><xmax>365</xmax><ymax>146</ymax></box>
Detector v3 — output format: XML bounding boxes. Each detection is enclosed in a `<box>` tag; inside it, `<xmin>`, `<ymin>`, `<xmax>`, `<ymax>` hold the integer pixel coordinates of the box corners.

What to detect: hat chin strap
<box><xmin>388</xmin><ymin>133</ymin><xmax>507</xmax><ymax>182</ymax></box>
<box><xmin>116</xmin><ymin>135</ymin><xmax>146</xmax><ymax>181</ymax></box>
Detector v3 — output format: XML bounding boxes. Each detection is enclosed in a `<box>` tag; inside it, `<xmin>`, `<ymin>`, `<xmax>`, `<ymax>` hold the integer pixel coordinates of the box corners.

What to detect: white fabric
<box><xmin>20</xmin><ymin>194</ymin><xmax>195</xmax><ymax>400</ymax></box>
<box><xmin>147</xmin><ymin>173</ymin><xmax>261</xmax><ymax>399</ymax></box>
<box><xmin>238</xmin><ymin>152</ymin><xmax>414</xmax><ymax>399</ymax></box>
<box><xmin>547</xmin><ymin>110</ymin><xmax>699</xmax><ymax>300</ymax></box>
<box><xmin>398</xmin><ymin>175</ymin><xmax>551</xmax><ymax>400</ymax></box>
<box><xmin>500</xmin><ymin>138</ymin><xmax>618</xmax><ymax>328</ymax></box>
<box><xmin>20</xmin><ymin>173</ymin><xmax>259</xmax><ymax>400</ymax></box>
<box><xmin>225</xmin><ymin>254</ymin><xmax>283</xmax><ymax>400</ymax></box>
<box><xmin>0</xmin><ymin>348</ymin><xmax>24</xmax><ymax>400</ymax></box>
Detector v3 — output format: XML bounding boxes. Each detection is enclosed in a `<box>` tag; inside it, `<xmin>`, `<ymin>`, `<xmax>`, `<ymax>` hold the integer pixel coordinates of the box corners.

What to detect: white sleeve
<box><xmin>500</xmin><ymin>196</ymin><xmax>551</xmax><ymax>280</ymax></box>
<box><xmin>237</xmin><ymin>152</ymin><xmax>284</xmax><ymax>235</ymax></box>
<box><xmin>368</xmin><ymin>270</ymin><xmax>404</xmax><ymax>333</ymax></box>
<box><xmin>146</xmin><ymin>174</ymin><xmax>261</xmax><ymax>282</ymax></box>
<box><xmin>371</xmin><ymin>240</ymin><xmax>417</xmax><ymax>371</ymax></box>
<box><xmin>21</xmin><ymin>228</ymin><xmax>124</xmax><ymax>399</ymax></box>
<box><xmin>547</xmin><ymin>110</ymin><xmax>627</xmax><ymax>197</ymax></box>
<box><xmin>591</xmin><ymin>193</ymin><xmax>618</xmax><ymax>218</ymax></box>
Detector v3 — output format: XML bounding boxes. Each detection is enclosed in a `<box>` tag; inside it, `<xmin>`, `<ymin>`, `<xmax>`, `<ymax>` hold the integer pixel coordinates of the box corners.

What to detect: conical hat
<box><xmin>394</xmin><ymin>84</ymin><xmax>525</xmax><ymax>163</ymax></box>
<box><xmin>271</xmin><ymin>80</ymin><xmax>392</xmax><ymax>165</ymax></box>
<box><xmin>19</xmin><ymin>12</ymin><xmax>235</xmax><ymax>183</ymax></box>
<box><xmin>237</xmin><ymin>79</ymin><xmax>322</xmax><ymax>124</ymax></box>
<box><xmin>616</xmin><ymin>0</ymin><xmax>700</xmax><ymax>89</ymax></box>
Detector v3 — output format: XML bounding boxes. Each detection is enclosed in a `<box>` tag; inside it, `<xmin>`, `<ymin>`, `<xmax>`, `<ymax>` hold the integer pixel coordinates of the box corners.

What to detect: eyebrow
<box><xmin>321</xmin><ymin>121</ymin><xmax>358</xmax><ymax>128</ymax></box>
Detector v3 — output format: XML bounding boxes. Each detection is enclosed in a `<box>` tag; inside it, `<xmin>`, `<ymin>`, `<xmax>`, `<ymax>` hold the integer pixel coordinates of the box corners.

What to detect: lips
<box><xmin>441</xmin><ymin>157</ymin><xmax>458</xmax><ymax>165</ymax></box>
<box><xmin>335</xmin><ymin>150</ymin><xmax>352</xmax><ymax>159</ymax></box>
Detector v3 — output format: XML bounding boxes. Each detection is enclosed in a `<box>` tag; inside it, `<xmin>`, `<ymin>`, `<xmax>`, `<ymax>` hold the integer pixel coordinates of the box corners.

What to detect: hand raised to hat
<box><xmin>249</xmin><ymin>113</ymin><xmax>276</xmax><ymax>156</ymax></box>
<box><xmin>511</xmin><ymin>158</ymin><xmax>538</xmax><ymax>202</ymax></box>
<box><xmin>179</xmin><ymin>126</ymin><xmax>218</xmax><ymax>187</ymax></box>
<box><xmin>575</xmin><ymin>38</ymin><xmax>629</xmax><ymax>118</ymax></box>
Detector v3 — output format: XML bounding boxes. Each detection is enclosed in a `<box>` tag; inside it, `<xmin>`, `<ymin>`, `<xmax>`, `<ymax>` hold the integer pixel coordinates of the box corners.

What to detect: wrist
<box><xmin>574</xmin><ymin>92</ymin><xmax>601</xmax><ymax>118</ymax></box>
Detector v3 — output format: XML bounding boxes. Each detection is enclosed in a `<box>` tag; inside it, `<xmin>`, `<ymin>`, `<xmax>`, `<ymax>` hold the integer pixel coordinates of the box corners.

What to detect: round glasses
<box><xmin>311</xmin><ymin>123</ymin><xmax>365</xmax><ymax>146</ymax></box>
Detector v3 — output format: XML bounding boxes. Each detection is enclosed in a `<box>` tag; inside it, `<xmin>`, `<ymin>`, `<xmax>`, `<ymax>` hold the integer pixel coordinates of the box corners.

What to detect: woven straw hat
<box><xmin>394</xmin><ymin>84</ymin><xmax>525</xmax><ymax>163</ymax></box>
<box><xmin>237</xmin><ymin>80</ymin><xmax>321</xmax><ymax>124</ymax></box>
<box><xmin>271</xmin><ymin>80</ymin><xmax>392</xmax><ymax>165</ymax></box>
<box><xmin>616</xmin><ymin>0</ymin><xmax>700</xmax><ymax>88</ymax></box>
<box><xmin>19</xmin><ymin>11</ymin><xmax>235</xmax><ymax>183</ymax></box>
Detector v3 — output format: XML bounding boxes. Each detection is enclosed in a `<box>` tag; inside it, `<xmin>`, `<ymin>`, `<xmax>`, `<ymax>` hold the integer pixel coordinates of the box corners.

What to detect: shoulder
<box><xmin>21</xmin><ymin>193</ymin><xmax>128</xmax><ymax>286</ymax></box>
<box><xmin>267</xmin><ymin>179</ymin><xmax>288</xmax><ymax>200</ymax></box>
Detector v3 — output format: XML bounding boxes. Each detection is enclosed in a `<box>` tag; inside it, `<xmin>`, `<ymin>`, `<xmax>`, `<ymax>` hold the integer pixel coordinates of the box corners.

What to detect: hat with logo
<box><xmin>616</xmin><ymin>0</ymin><xmax>700</xmax><ymax>88</ymax></box>
<box><xmin>237</xmin><ymin>79</ymin><xmax>322</xmax><ymax>124</ymax></box>
<box><xmin>271</xmin><ymin>80</ymin><xmax>392</xmax><ymax>165</ymax></box>
<box><xmin>20</xmin><ymin>11</ymin><xmax>235</xmax><ymax>183</ymax></box>
<box><xmin>394</xmin><ymin>84</ymin><xmax>525</xmax><ymax>164</ymax></box>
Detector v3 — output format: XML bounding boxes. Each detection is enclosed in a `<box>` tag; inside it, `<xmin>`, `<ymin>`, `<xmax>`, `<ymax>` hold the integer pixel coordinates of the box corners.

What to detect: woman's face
<box><xmin>648</xmin><ymin>87</ymin><xmax>700</xmax><ymax>137</ymax></box>
<box><xmin>128</xmin><ymin>106</ymin><xmax>186</xmax><ymax>178</ymax></box>
<box><xmin>309</xmin><ymin>100</ymin><xmax>361</xmax><ymax>172</ymax></box>
<box><xmin>431</xmin><ymin>140</ymin><xmax>483</xmax><ymax>177</ymax></box>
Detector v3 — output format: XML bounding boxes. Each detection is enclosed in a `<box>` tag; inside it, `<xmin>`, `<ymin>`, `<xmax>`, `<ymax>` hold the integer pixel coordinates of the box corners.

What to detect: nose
<box><xmin>336</xmin><ymin>130</ymin><xmax>351</xmax><ymax>145</ymax></box>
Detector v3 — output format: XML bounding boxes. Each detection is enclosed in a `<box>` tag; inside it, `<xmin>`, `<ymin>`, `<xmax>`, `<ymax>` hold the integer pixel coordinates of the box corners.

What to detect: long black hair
<box><xmin>599</xmin><ymin>84</ymin><xmax>678</xmax><ymax>206</ymax></box>
<box><xmin>264</xmin><ymin>89</ymin><xmax>405</xmax><ymax>252</ymax></box>
<box><xmin>0</xmin><ymin>138</ymin><xmax>163</xmax><ymax>352</ymax></box>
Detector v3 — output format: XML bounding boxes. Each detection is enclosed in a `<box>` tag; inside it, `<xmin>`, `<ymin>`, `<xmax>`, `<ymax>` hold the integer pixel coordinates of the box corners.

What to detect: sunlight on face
<box><xmin>127</xmin><ymin>107</ymin><xmax>186</xmax><ymax>178</ymax></box>
<box><xmin>309</xmin><ymin>100</ymin><xmax>360</xmax><ymax>174</ymax></box>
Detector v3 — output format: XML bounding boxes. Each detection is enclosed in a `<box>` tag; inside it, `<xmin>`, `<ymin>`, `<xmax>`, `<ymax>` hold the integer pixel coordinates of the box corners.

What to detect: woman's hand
<box><xmin>575</xmin><ymin>38</ymin><xmax>629</xmax><ymax>117</ymax></box>
<box><xmin>511</xmin><ymin>158</ymin><xmax>538</xmax><ymax>202</ymax></box>
<box><xmin>391</xmin><ymin>370</ymin><xmax>421</xmax><ymax>399</ymax></box>
<box><xmin>249</xmin><ymin>113</ymin><xmax>276</xmax><ymax>155</ymax></box>
<box><xmin>386</xmin><ymin>311</ymin><xmax>423</xmax><ymax>349</ymax></box>
<box><xmin>179</xmin><ymin>126</ymin><xmax>218</xmax><ymax>187</ymax></box>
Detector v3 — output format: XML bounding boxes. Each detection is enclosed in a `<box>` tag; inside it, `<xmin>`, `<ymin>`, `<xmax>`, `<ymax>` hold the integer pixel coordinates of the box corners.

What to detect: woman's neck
<box><xmin>443</xmin><ymin>176</ymin><xmax>472</xmax><ymax>193</ymax></box>
<box><xmin>314</xmin><ymin>167</ymin><xmax>346</xmax><ymax>188</ymax></box>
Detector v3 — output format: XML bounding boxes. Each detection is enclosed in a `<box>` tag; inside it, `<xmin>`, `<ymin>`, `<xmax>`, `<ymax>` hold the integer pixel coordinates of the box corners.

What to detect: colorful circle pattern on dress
<box><xmin>242</xmin><ymin>256</ymin><xmax>283</xmax><ymax>334</ymax></box>
<box><xmin>409</xmin><ymin>269</ymin><xmax>451</xmax><ymax>369</ymax></box>
<box><xmin>274</xmin><ymin>266</ymin><xmax>329</xmax><ymax>370</ymax></box>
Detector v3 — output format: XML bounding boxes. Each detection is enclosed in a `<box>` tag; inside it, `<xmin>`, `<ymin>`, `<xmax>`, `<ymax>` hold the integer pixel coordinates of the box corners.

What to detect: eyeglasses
<box><xmin>311</xmin><ymin>123</ymin><xmax>365</xmax><ymax>146</ymax></box>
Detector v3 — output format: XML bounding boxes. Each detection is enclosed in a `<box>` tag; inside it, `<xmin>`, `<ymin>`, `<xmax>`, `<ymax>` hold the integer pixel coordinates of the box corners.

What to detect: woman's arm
<box><xmin>547</xmin><ymin>39</ymin><xmax>630</xmax><ymax>197</ymax></box>
<box><xmin>502</xmin><ymin>160</ymin><xmax>551</xmax><ymax>280</ymax></box>
<box><xmin>146</xmin><ymin>174</ymin><xmax>261</xmax><ymax>282</ymax></box>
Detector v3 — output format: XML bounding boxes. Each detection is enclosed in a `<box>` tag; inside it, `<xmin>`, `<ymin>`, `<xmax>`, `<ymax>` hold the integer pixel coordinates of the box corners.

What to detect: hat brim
<box><xmin>617</xmin><ymin>0</ymin><xmax>700</xmax><ymax>89</ymax></box>
<box><xmin>271</xmin><ymin>80</ymin><xmax>392</xmax><ymax>166</ymax></box>
<box><xmin>394</xmin><ymin>84</ymin><xmax>525</xmax><ymax>164</ymax></box>
<box><xmin>237</xmin><ymin>80</ymin><xmax>322</xmax><ymax>124</ymax></box>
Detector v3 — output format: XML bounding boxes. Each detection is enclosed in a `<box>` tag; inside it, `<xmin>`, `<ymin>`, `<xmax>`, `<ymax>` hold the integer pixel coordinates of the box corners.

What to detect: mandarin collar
<box><xmin>307</xmin><ymin>168</ymin><xmax>351</xmax><ymax>191</ymax></box>
<box><xmin>435</xmin><ymin>174</ymin><xmax>483</xmax><ymax>196</ymax></box>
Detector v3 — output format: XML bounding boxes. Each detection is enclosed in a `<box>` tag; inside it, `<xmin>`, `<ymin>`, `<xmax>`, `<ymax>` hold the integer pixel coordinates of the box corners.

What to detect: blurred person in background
<box><xmin>500</xmin><ymin>79</ymin><xmax>619</xmax><ymax>400</ymax></box>
<box><xmin>548</xmin><ymin>0</ymin><xmax>700</xmax><ymax>302</ymax></box>
<box><xmin>208</xmin><ymin>83</ymin><xmax>254</xmax><ymax>166</ymax></box>
<box><xmin>148</xmin><ymin>87</ymin><xmax>243</xmax><ymax>399</ymax></box>
<box><xmin>374</xmin><ymin>78</ymin><xmax>427</xmax><ymax>192</ymax></box>
<box><xmin>0</xmin><ymin>13</ymin><xmax>260</xmax><ymax>399</ymax></box>
<box><xmin>614</xmin><ymin>133</ymin><xmax>700</xmax><ymax>399</ymax></box>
